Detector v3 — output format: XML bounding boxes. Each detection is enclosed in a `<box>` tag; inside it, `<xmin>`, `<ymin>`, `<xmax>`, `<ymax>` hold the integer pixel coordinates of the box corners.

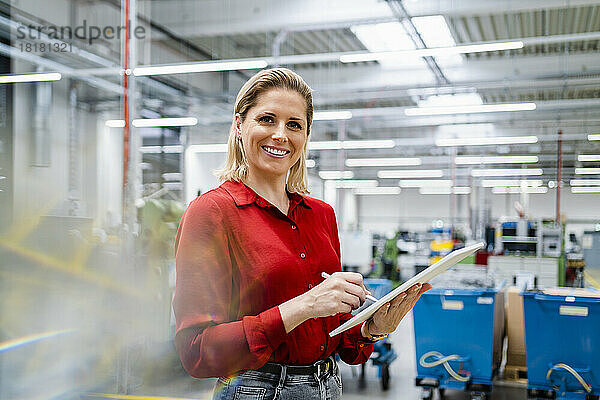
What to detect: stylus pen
<box><xmin>320</xmin><ymin>272</ymin><xmax>379</xmax><ymax>302</ymax></box>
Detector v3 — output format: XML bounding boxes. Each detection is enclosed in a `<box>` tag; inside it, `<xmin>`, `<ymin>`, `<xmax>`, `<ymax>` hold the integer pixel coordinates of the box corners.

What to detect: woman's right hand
<box><xmin>279</xmin><ymin>272</ymin><xmax>369</xmax><ymax>333</ymax></box>
<box><xmin>302</xmin><ymin>272</ymin><xmax>368</xmax><ymax>318</ymax></box>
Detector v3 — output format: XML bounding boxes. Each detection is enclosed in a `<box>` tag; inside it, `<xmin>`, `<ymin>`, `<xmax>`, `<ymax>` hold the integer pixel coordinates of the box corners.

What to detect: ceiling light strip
<box><xmin>575</xmin><ymin>168</ymin><xmax>600</xmax><ymax>175</ymax></box>
<box><xmin>319</xmin><ymin>171</ymin><xmax>354</xmax><ymax>180</ymax></box>
<box><xmin>313</xmin><ymin>111</ymin><xmax>352</xmax><ymax>120</ymax></box>
<box><xmin>571</xmin><ymin>187</ymin><xmax>600</xmax><ymax>194</ymax></box>
<box><xmin>471</xmin><ymin>168</ymin><xmax>543</xmax><ymax>177</ymax></box>
<box><xmin>481</xmin><ymin>179</ymin><xmax>543</xmax><ymax>187</ymax></box>
<box><xmin>455</xmin><ymin>155</ymin><xmax>538</xmax><ymax>164</ymax></box>
<box><xmin>399</xmin><ymin>179</ymin><xmax>452</xmax><ymax>188</ymax></box>
<box><xmin>0</xmin><ymin>72</ymin><xmax>62</xmax><ymax>83</ymax></box>
<box><xmin>436</xmin><ymin>136</ymin><xmax>538</xmax><ymax>146</ymax></box>
<box><xmin>492</xmin><ymin>187</ymin><xmax>548</xmax><ymax>194</ymax></box>
<box><xmin>378</xmin><ymin>169</ymin><xmax>443</xmax><ymax>179</ymax></box>
<box><xmin>354</xmin><ymin>187</ymin><xmax>402</xmax><ymax>195</ymax></box>
<box><xmin>339</xmin><ymin>40</ymin><xmax>523</xmax><ymax>63</ymax></box>
<box><xmin>569</xmin><ymin>179</ymin><xmax>600</xmax><ymax>186</ymax></box>
<box><xmin>406</xmin><ymin>102</ymin><xmax>536</xmax><ymax>116</ymax></box>
<box><xmin>133</xmin><ymin>60</ymin><xmax>268</xmax><ymax>76</ymax></box>
<box><xmin>308</xmin><ymin>140</ymin><xmax>395</xmax><ymax>150</ymax></box>
<box><xmin>578</xmin><ymin>155</ymin><xmax>600</xmax><ymax>162</ymax></box>
<box><xmin>346</xmin><ymin>157</ymin><xmax>422</xmax><ymax>167</ymax></box>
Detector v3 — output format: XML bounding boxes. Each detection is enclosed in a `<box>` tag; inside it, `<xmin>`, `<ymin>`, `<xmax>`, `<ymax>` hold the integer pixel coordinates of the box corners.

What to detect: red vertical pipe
<box><xmin>122</xmin><ymin>0</ymin><xmax>130</xmax><ymax>193</ymax></box>
<box><xmin>556</xmin><ymin>129</ymin><xmax>562</xmax><ymax>223</ymax></box>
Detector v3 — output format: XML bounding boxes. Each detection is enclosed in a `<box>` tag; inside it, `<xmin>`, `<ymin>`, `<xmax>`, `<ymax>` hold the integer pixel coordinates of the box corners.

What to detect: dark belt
<box><xmin>256</xmin><ymin>357</ymin><xmax>334</xmax><ymax>377</ymax></box>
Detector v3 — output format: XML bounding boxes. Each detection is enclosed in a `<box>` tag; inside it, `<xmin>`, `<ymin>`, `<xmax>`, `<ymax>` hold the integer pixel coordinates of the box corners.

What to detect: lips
<box><xmin>261</xmin><ymin>145</ymin><xmax>291</xmax><ymax>158</ymax></box>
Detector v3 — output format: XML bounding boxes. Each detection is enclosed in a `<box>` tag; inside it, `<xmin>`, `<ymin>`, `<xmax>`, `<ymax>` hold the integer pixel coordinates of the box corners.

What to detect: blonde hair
<box><xmin>214</xmin><ymin>68</ymin><xmax>313</xmax><ymax>194</ymax></box>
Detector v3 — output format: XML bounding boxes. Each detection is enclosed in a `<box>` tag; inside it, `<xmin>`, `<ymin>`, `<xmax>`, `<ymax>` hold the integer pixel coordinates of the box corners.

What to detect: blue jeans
<box><xmin>212</xmin><ymin>357</ymin><xmax>342</xmax><ymax>400</ymax></box>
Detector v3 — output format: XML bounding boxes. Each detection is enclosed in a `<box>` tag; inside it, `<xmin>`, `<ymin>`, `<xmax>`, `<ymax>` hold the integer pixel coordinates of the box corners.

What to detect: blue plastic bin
<box><xmin>413</xmin><ymin>284</ymin><xmax>505</xmax><ymax>396</ymax></box>
<box><xmin>523</xmin><ymin>289</ymin><xmax>600</xmax><ymax>400</ymax></box>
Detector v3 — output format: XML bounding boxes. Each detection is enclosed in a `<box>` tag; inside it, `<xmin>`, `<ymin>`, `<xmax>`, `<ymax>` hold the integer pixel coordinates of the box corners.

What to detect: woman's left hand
<box><xmin>368</xmin><ymin>283</ymin><xmax>432</xmax><ymax>336</ymax></box>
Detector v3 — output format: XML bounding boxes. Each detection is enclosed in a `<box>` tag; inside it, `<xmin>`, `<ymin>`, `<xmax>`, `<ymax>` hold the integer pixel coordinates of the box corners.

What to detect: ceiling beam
<box><xmin>147</xmin><ymin>0</ymin><xmax>600</xmax><ymax>38</ymax></box>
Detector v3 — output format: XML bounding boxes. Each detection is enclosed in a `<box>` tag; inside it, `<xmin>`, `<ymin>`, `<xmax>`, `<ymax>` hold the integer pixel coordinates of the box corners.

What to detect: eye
<box><xmin>288</xmin><ymin>121</ymin><xmax>302</xmax><ymax>130</ymax></box>
<box><xmin>258</xmin><ymin>115</ymin><xmax>274</xmax><ymax>123</ymax></box>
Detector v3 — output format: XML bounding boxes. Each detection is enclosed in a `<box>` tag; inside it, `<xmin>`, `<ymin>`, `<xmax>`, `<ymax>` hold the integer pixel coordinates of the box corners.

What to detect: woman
<box><xmin>173</xmin><ymin>68</ymin><xmax>431</xmax><ymax>400</ymax></box>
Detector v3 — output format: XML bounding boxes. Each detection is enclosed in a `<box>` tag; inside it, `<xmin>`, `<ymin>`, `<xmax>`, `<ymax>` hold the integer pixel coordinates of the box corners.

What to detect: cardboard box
<box><xmin>505</xmin><ymin>286</ymin><xmax>526</xmax><ymax>367</ymax></box>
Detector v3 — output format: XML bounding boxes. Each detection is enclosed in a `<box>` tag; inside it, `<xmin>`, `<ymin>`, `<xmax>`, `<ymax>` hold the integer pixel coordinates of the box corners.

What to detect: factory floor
<box><xmin>111</xmin><ymin>312</ymin><xmax>527</xmax><ymax>400</ymax></box>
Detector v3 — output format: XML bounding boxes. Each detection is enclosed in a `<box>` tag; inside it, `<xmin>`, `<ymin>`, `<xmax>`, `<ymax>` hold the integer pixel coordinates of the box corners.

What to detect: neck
<box><xmin>244</xmin><ymin>170</ymin><xmax>289</xmax><ymax>211</ymax></box>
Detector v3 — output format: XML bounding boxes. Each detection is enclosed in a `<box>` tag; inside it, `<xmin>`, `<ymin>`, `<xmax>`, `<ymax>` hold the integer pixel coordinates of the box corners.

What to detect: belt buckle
<box><xmin>317</xmin><ymin>360</ymin><xmax>330</xmax><ymax>377</ymax></box>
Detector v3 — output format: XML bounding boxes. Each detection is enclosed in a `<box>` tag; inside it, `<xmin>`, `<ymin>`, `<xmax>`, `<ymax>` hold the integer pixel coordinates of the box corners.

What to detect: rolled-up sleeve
<box><xmin>173</xmin><ymin>196</ymin><xmax>287</xmax><ymax>378</ymax></box>
<box><xmin>325</xmin><ymin>204</ymin><xmax>374</xmax><ymax>364</ymax></box>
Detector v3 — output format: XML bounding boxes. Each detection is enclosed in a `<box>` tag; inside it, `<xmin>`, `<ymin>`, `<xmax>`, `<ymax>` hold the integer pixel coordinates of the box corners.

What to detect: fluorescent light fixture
<box><xmin>162</xmin><ymin>173</ymin><xmax>182</xmax><ymax>181</ymax></box>
<box><xmin>570</xmin><ymin>179</ymin><xmax>600</xmax><ymax>186</ymax></box>
<box><xmin>0</xmin><ymin>72</ymin><xmax>61</xmax><ymax>83</ymax></box>
<box><xmin>162</xmin><ymin>145</ymin><xmax>183</xmax><ymax>153</ymax></box>
<box><xmin>455</xmin><ymin>155</ymin><xmax>539</xmax><ymax>165</ymax></box>
<box><xmin>106</xmin><ymin>119</ymin><xmax>126</xmax><ymax>128</ymax></box>
<box><xmin>481</xmin><ymin>179</ymin><xmax>543</xmax><ymax>187</ymax></box>
<box><xmin>343</xmin><ymin>140</ymin><xmax>395</xmax><ymax>149</ymax></box>
<box><xmin>346</xmin><ymin>157</ymin><xmax>421</xmax><ymax>167</ymax></box>
<box><xmin>349</xmin><ymin>22</ymin><xmax>427</xmax><ymax>69</ymax></box>
<box><xmin>472</xmin><ymin>168</ymin><xmax>543</xmax><ymax>177</ymax></box>
<box><xmin>578</xmin><ymin>155</ymin><xmax>600</xmax><ymax>162</ymax></box>
<box><xmin>571</xmin><ymin>187</ymin><xmax>600</xmax><ymax>194</ymax></box>
<box><xmin>436</xmin><ymin>136</ymin><xmax>538</xmax><ymax>146</ymax></box>
<box><xmin>399</xmin><ymin>179</ymin><xmax>452</xmax><ymax>188</ymax></box>
<box><xmin>309</xmin><ymin>141</ymin><xmax>342</xmax><ymax>150</ymax></box>
<box><xmin>378</xmin><ymin>169</ymin><xmax>443</xmax><ymax>179</ymax></box>
<box><xmin>139</xmin><ymin>145</ymin><xmax>183</xmax><ymax>153</ymax></box>
<box><xmin>319</xmin><ymin>171</ymin><xmax>354</xmax><ymax>180</ymax></box>
<box><xmin>313</xmin><ymin>111</ymin><xmax>352</xmax><ymax>121</ymax></box>
<box><xmin>140</xmin><ymin>146</ymin><xmax>162</xmax><ymax>154</ymax></box>
<box><xmin>588</xmin><ymin>134</ymin><xmax>600</xmax><ymax>141</ymax></box>
<box><xmin>330</xmin><ymin>180</ymin><xmax>378</xmax><ymax>189</ymax></box>
<box><xmin>412</xmin><ymin>15</ymin><xmax>462</xmax><ymax>66</ymax></box>
<box><xmin>452</xmin><ymin>186</ymin><xmax>472</xmax><ymax>194</ymax></box>
<box><xmin>132</xmin><ymin>117</ymin><xmax>197</xmax><ymax>127</ymax></box>
<box><xmin>340</xmin><ymin>41</ymin><xmax>524</xmax><ymax>63</ymax></box>
<box><xmin>133</xmin><ymin>60</ymin><xmax>268</xmax><ymax>76</ymax></box>
<box><xmin>575</xmin><ymin>168</ymin><xmax>600</xmax><ymax>175</ymax></box>
<box><xmin>419</xmin><ymin>186</ymin><xmax>471</xmax><ymax>195</ymax></box>
<box><xmin>306</xmin><ymin>159</ymin><xmax>316</xmax><ymax>168</ymax></box>
<box><xmin>354</xmin><ymin>187</ymin><xmax>401</xmax><ymax>195</ymax></box>
<box><xmin>308</xmin><ymin>140</ymin><xmax>395</xmax><ymax>150</ymax></box>
<box><xmin>418</xmin><ymin>93</ymin><xmax>482</xmax><ymax>108</ymax></box>
<box><xmin>492</xmin><ymin>186</ymin><xmax>548</xmax><ymax>194</ymax></box>
<box><xmin>406</xmin><ymin>102</ymin><xmax>536</xmax><ymax>116</ymax></box>
<box><xmin>187</xmin><ymin>144</ymin><xmax>228</xmax><ymax>153</ymax></box>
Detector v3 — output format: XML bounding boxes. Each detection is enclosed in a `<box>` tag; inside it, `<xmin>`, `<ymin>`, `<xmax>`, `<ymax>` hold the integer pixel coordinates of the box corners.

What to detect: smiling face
<box><xmin>236</xmin><ymin>88</ymin><xmax>308</xmax><ymax>183</ymax></box>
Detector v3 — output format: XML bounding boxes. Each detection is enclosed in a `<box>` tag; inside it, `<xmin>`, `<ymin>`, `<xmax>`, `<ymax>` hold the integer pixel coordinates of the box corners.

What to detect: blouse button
<box><xmin>300</xmin><ymin>252</ymin><xmax>306</xmax><ymax>259</ymax></box>
<box><xmin>291</xmin><ymin>224</ymin><xmax>297</xmax><ymax>230</ymax></box>
<box><xmin>320</xmin><ymin>345</ymin><xmax>325</xmax><ymax>351</ymax></box>
<box><xmin>308</xmin><ymin>283</ymin><xmax>313</xmax><ymax>289</ymax></box>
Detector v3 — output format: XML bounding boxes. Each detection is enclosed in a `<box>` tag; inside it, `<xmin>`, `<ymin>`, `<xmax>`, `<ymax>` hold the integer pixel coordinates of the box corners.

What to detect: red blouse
<box><xmin>173</xmin><ymin>180</ymin><xmax>374</xmax><ymax>378</ymax></box>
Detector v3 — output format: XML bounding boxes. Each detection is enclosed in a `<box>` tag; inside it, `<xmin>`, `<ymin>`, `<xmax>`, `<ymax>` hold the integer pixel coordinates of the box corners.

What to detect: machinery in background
<box><xmin>582</xmin><ymin>230</ymin><xmax>600</xmax><ymax>289</ymax></box>
<box><xmin>495</xmin><ymin>219</ymin><xmax>562</xmax><ymax>258</ymax></box>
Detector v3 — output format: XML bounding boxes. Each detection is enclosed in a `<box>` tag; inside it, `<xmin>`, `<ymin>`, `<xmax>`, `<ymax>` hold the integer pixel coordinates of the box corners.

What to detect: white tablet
<box><xmin>329</xmin><ymin>242</ymin><xmax>485</xmax><ymax>337</ymax></box>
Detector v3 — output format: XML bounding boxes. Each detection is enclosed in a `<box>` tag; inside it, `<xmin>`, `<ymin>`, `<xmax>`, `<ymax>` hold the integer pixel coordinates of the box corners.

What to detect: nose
<box><xmin>271</xmin><ymin>123</ymin><xmax>288</xmax><ymax>142</ymax></box>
